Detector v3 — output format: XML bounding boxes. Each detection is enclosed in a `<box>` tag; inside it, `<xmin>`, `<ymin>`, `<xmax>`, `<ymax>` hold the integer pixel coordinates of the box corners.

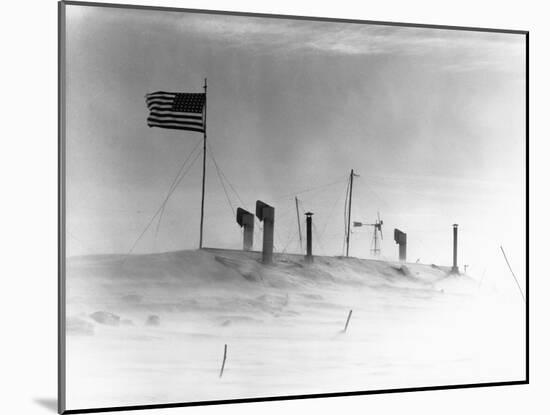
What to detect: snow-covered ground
<box><xmin>65</xmin><ymin>249</ymin><xmax>525</xmax><ymax>410</ymax></box>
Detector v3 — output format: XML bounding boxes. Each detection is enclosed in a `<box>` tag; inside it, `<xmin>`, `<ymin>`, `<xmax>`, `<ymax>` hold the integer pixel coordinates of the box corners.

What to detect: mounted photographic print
<box><xmin>58</xmin><ymin>1</ymin><xmax>528</xmax><ymax>413</ymax></box>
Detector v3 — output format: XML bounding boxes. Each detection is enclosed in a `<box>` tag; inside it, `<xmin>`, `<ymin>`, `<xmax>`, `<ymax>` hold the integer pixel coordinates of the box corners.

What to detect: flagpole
<box><xmin>199</xmin><ymin>78</ymin><xmax>207</xmax><ymax>249</ymax></box>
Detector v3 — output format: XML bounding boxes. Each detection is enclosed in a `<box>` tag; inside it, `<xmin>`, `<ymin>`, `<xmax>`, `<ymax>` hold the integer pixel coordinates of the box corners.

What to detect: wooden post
<box><xmin>219</xmin><ymin>344</ymin><xmax>227</xmax><ymax>378</ymax></box>
<box><xmin>344</xmin><ymin>309</ymin><xmax>353</xmax><ymax>332</ymax></box>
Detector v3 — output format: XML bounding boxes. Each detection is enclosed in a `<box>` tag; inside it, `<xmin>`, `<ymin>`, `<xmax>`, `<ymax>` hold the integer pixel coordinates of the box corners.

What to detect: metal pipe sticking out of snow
<box><xmin>452</xmin><ymin>224</ymin><xmax>459</xmax><ymax>274</ymax></box>
<box><xmin>236</xmin><ymin>208</ymin><xmax>254</xmax><ymax>251</ymax></box>
<box><xmin>394</xmin><ymin>228</ymin><xmax>407</xmax><ymax>262</ymax></box>
<box><xmin>305</xmin><ymin>211</ymin><xmax>314</xmax><ymax>263</ymax></box>
<box><xmin>256</xmin><ymin>200</ymin><xmax>274</xmax><ymax>264</ymax></box>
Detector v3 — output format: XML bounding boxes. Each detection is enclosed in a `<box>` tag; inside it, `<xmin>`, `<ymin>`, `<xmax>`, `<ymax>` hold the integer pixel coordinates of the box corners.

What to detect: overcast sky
<box><xmin>64</xmin><ymin>4</ymin><xmax>526</xmax><ymax>276</ymax></box>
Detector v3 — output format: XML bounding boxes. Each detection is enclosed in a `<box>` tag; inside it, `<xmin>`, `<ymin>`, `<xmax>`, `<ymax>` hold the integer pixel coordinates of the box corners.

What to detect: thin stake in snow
<box><xmin>344</xmin><ymin>309</ymin><xmax>353</xmax><ymax>332</ymax></box>
<box><xmin>219</xmin><ymin>344</ymin><xmax>228</xmax><ymax>378</ymax></box>
<box><xmin>500</xmin><ymin>246</ymin><xmax>526</xmax><ymax>303</ymax></box>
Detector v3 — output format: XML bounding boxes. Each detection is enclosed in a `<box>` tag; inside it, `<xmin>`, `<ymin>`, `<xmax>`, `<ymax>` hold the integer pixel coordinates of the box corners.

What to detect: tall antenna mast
<box><xmin>346</xmin><ymin>169</ymin><xmax>356</xmax><ymax>257</ymax></box>
<box><xmin>199</xmin><ymin>78</ymin><xmax>207</xmax><ymax>249</ymax></box>
<box><xmin>295</xmin><ymin>196</ymin><xmax>303</xmax><ymax>253</ymax></box>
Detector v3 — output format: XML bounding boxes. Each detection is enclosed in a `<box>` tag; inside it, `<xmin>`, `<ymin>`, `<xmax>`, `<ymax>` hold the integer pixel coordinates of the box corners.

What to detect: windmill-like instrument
<box><xmin>353</xmin><ymin>211</ymin><xmax>384</xmax><ymax>257</ymax></box>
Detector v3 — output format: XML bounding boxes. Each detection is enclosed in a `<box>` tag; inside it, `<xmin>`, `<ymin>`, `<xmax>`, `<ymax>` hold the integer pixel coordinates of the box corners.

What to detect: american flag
<box><xmin>145</xmin><ymin>91</ymin><xmax>205</xmax><ymax>133</ymax></box>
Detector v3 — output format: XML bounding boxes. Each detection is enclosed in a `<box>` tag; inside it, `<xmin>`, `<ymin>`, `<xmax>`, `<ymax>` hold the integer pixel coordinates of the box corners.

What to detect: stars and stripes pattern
<box><xmin>145</xmin><ymin>91</ymin><xmax>205</xmax><ymax>133</ymax></box>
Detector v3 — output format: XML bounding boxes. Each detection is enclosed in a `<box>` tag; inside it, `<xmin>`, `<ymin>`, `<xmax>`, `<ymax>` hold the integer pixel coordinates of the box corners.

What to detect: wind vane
<box><xmin>353</xmin><ymin>211</ymin><xmax>384</xmax><ymax>257</ymax></box>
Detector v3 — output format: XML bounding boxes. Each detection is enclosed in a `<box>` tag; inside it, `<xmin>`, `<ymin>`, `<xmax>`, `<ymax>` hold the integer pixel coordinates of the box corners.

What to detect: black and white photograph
<box><xmin>58</xmin><ymin>1</ymin><xmax>527</xmax><ymax>413</ymax></box>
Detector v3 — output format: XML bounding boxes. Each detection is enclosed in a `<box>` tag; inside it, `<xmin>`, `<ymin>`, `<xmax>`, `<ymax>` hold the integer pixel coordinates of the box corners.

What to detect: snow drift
<box><xmin>64</xmin><ymin>249</ymin><xmax>525</xmax><ymax>410</ymax></box>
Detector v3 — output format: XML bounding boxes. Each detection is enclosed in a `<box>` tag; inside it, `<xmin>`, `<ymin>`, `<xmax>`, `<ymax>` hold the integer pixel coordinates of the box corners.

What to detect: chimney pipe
<box><xmin>305</xmin><ymin>212</ymin><xmax>314</xmax><ymax>263</ymax></box>
<box><xmin>394</xmin><ymin>228</ymin><xmax>407</xmax><ymax>262</ymax></box>
<box><xmin>452</xmin><ymin>224</ymin><xmax>459</xmax><ymax>273</ymax></box>
<box><xmin>256</xmin><ymin>200</ymin><xmax>274</xmax><ymax>264</ymax></box>
<box><xmin>236</xmin><ymin>208</ymin><xmax>254</xmax><ymax>251</ymax></box>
